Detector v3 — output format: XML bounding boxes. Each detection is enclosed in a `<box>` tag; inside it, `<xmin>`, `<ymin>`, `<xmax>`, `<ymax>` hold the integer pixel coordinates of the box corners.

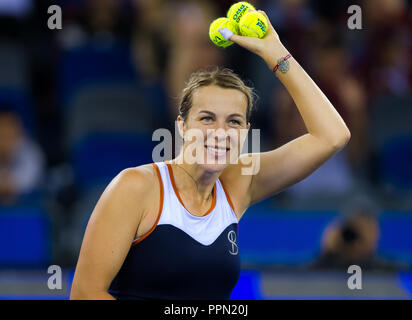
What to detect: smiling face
<box><xmin>177</xmin><ymin>85</ymin><xmax>250</xmax><ymax>172</ymax></box>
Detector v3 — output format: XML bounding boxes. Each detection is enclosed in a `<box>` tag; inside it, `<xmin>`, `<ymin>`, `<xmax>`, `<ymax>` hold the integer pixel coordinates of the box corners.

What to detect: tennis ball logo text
<box><xmin>214</xmin><ymin>35</ymin><xmax>225</xmax><ymax>46</ymax></box>
<box><xmin>256</xmin><ymin>19</ymin><xmax>266</xmax><ymax>33</ymax></box>
<box><xmin>233</xmin><ymin>4</ymin><xmax>246</xmax><ymax>22</ymax></box>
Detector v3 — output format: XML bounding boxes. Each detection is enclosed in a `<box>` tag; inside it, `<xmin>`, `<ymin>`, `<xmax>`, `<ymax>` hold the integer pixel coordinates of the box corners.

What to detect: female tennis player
<box><xmin>70</xmin><ymin>11</ymin><xmax>350</xmax><ymax>300</ymax></box>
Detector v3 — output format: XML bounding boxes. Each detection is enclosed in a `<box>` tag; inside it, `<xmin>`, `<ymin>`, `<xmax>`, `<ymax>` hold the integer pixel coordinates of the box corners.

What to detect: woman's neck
<box><xmin>169</xmin><ymin>156</ymin><xmax>219</xmax><ymax>204</ymax></box>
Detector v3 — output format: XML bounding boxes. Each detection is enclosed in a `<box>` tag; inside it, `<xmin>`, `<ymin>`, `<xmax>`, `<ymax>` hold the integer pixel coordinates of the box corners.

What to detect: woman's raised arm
<box><xmin>222</xmin><ymin>10</ymin><xmax>351</xmax><ymax>216</ymax></box>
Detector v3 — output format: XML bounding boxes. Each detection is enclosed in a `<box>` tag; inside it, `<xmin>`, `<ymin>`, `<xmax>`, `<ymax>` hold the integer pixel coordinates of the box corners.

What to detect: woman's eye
<box><xmin>230</xmin><ymin>119</ymin><xmax>241</xmax><ymax>125</ymax></box>
<box><xmin>201</xmin><ymin>117</ymin><xmax>212</xmax><ymax>122</ymax></box>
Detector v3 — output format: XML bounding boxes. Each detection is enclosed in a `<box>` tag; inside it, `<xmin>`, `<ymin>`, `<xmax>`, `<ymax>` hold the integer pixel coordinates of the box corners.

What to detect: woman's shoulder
<box><xmin>104</xmin><ymin>163</ymin><xmax>161</xmax><ymax>216</ymax></box>
<box><xmin>117</xmin><ymin>163</ymin><xmax>159</xmax><ymax>190</ymax></box>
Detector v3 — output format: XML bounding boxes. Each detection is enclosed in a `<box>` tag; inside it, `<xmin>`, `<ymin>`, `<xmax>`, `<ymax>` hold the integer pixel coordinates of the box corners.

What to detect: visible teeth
<box><xmin>206</xmin><ymin>146</ymin><xmax>227</xmax><ymax>153</ymax></box>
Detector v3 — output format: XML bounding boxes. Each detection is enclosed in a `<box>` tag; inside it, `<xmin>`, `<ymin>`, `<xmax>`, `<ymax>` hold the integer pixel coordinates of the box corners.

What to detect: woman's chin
<box><xmin>202</xmin><ymin>161</ymin><xmax>228</xmax><ymax>172</ymax></box>
<box><xmin>201</xmin><ymin>153</ymin><xmax>236</xmax><ymax>172</ymax></box>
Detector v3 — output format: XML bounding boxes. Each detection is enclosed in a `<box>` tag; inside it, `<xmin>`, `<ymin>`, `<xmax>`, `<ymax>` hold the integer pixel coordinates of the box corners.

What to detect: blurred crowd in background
<box><xmin>0</xmin><ymin>0</ymin><xmax>411</xmax><ymax>271</ymax></box>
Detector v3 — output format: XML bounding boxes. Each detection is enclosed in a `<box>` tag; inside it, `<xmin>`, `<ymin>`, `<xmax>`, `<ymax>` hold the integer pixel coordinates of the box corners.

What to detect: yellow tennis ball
<box><xmin>227</xmin><ymin>1</ymin><xmax>256</xmax><ymax>32</ymax></box>
<box><xmin>209</xmin><ymin>17</ymin><xmax>238</xmax><ymax>48</ymax></box>
<box><xmin>238</xmin><ymin>11</ymin><xmax>268</xmax><ymax>38</ymax></box>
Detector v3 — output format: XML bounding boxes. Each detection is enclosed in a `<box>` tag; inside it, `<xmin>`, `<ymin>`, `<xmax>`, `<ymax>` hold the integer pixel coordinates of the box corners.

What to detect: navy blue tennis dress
<box><xmin>108</xmin><ymin>161</ymin><xmax>240</xmax><ymax>300</ymax></box>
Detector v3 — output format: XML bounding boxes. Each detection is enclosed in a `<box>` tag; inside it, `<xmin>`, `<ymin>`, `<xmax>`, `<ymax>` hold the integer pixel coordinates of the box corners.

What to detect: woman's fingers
<box><xmin>219</xmin><ymin>28</ymin><xmax>256</xmax><ymax>52</ymax></box>
<box><xmin>218</xmin><ymin>28</ymin><xmax>234</xmax><ymax>41</ymax></box>
<box><xmin>257</xmin><ymin>10</ymin><xmax>280</xmax><ymax>40</ymax></box>
<box><xmin>217</xmin><ymin>9</ymin><xmax>278</xmax><ymax>55</ymax></box>
<box><xmin>229</xmin><ymin>33</ymin><xmax>263</xmax><ymax>54</ymax></box>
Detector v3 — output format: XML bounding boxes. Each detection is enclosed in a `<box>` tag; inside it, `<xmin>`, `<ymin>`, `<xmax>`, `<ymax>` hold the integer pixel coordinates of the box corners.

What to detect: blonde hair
<box><xmin>179</xmin><ymin>67</ymin><xmax>257</xmax><ymax>123</ymax></box>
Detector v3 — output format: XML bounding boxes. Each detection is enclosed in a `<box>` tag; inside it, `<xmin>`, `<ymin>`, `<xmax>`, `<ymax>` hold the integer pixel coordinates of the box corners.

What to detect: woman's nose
<box><xmin>206</xmin><ymin>127</ymin><xmax>227</xmax><ymax>145</ymax></box>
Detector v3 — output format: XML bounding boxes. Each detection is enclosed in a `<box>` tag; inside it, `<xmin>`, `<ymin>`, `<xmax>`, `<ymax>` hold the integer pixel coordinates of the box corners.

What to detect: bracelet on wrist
<box><xmin>273</xmin><ymin>53</ymin><xmax>292</xmax><ymax>74</ymax></box>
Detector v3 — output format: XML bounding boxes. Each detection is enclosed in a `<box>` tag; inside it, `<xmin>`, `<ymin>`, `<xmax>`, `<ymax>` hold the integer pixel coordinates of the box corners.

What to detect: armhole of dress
<box><xmin>219</xmin><ymin>179</ymin><xmax>239</xmax><ymax>222</ymax></box>
<box><xmin>131</xmin><ymin>163</ymin><xmax>164</xmax><ymax>246</ymax></box>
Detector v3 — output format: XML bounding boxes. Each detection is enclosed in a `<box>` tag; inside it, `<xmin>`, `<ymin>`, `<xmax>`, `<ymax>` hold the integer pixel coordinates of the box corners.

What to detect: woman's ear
<box><xmin>177</xmin><ymin>115</ymin><xmax>185</xmax><ymax>141</ymax></box>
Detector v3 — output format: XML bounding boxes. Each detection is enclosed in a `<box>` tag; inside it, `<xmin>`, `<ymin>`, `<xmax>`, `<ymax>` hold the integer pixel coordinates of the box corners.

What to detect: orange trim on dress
<box><xmin>166</xmin><ymin>163</ymin><xmax>216</xmax><ymax>217</ymax></box>
<box><xmin>132</xmin><ymin>163</ymin><xmax>164</xmax><ymax>246</ymax></box>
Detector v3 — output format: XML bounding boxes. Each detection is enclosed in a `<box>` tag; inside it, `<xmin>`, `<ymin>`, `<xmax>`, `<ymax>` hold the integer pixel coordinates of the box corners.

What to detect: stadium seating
<box><xmin>0</xmin><ymin>41</ymin><xmax>35</xmax><ymax>134</ymax></box>
<box><xmin>0</xmin><ymin>205</ymin><xmax>51</xmax><ymax>268</ymax></box>
<box><xmin>237</xmin><ymin>207</ymin><xmax>412</xmax><ymax>267</ymax></box>
<box><xmin>63</xmin><ymin>83</ymin><xmax>155</xmax><ymax>151</ymax></box>
<box><xmin>0</xmin><ymin>42</ymin><xmax>29</xmax><ymax>90</ymax></box>
<box><xmin>70</xmin><ymin>132</ymin><xmax>156</xmax><ymax>190</ymax></box>
<box><xmin>371</xmin><ymin>93</ymin><xmax>412</xmax><ymax>192</ymax></box>
<box><xmin>58</xmin><ymin>41</ymin><xmax>137</xmax><ymax>108</ymax></box>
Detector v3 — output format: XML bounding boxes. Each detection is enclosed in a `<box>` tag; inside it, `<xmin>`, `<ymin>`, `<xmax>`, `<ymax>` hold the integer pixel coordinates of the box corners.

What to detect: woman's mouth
<box><xmin>205</xmin><ymin>145</ymin><xmax>230</xmax><ymax>159</ymax></box>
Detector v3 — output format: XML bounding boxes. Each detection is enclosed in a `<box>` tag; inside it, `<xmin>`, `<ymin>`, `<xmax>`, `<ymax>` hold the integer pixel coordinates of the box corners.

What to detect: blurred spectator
<box><xmin>84</xmin><ymin>0</ymin><xmax>131</xmax><ymax>40</ymax></box>
<box><xmin>58</xmin><ymin>0</ymin><xmax>133</xmax><ymax>49</ymax></box>
<box><xmin>262</xmin><ymin>0</ymin><xmax>314</xmax><ymax>62</ymax></box>
<box><xmin>312</xmin><ymin>198</ymin><xmax>408</xmax><ymax>271</ymax></box>
<box><xmin>356</xmin><ymin>0</ymin><xmax>412</xmax><ymax>99</ymax></box>
<box><xmin>0</xmin><ymin>106</ymin><xmax>45</xmax><ymax>205</ymax></box>
<box><xmin>311</xmin><ymin>39</ymin><xmax>369</xmax><ymax>172</ymax></box>
<box><xmin>264</xmin><ymin>7</ymin><xmax>370</xmax><ymax>183</ymax></box>
<box><xmin>269</xmin><ymin>85</ymin><xmax>355</xmax><ymax>201</ymax></box>
<box><xmin>131</xmin><ymin>0</ymin><xmax>170</xmax><ymax>81</ymax></box>
<box><xmin>268</xmin><ymin>37</ymin><xmax>372</xmax><ymax>201</ymax></box>
<box><xmin>0</xmin><ymin>0</ymin><xmax>32</xmax><ymax>17</ymax></box>
<box><xmin>270</xmin><ymin>86</ymin><xmax>306</xmax><ymax>148</ymax></box>
<box><xmin>165</xmin><ymin>0</ymin><xmax>225</xmax><ymax>117</ymax></box>
<box><xmin>129</xmin><ymin>0</ymin><xmax>172</xmax><ymax>129</ymax></box>
<box><xmin>0</xmin><ymin>0</ymin><xmax>33</xmax><ymax>42</ymax></box>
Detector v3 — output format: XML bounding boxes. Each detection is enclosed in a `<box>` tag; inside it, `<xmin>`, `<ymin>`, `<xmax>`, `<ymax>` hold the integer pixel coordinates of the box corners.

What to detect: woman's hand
<box><xmin>220</xmin><ymin>10</ymin><xmax>283</xmax><ymax>69</ymax></box>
